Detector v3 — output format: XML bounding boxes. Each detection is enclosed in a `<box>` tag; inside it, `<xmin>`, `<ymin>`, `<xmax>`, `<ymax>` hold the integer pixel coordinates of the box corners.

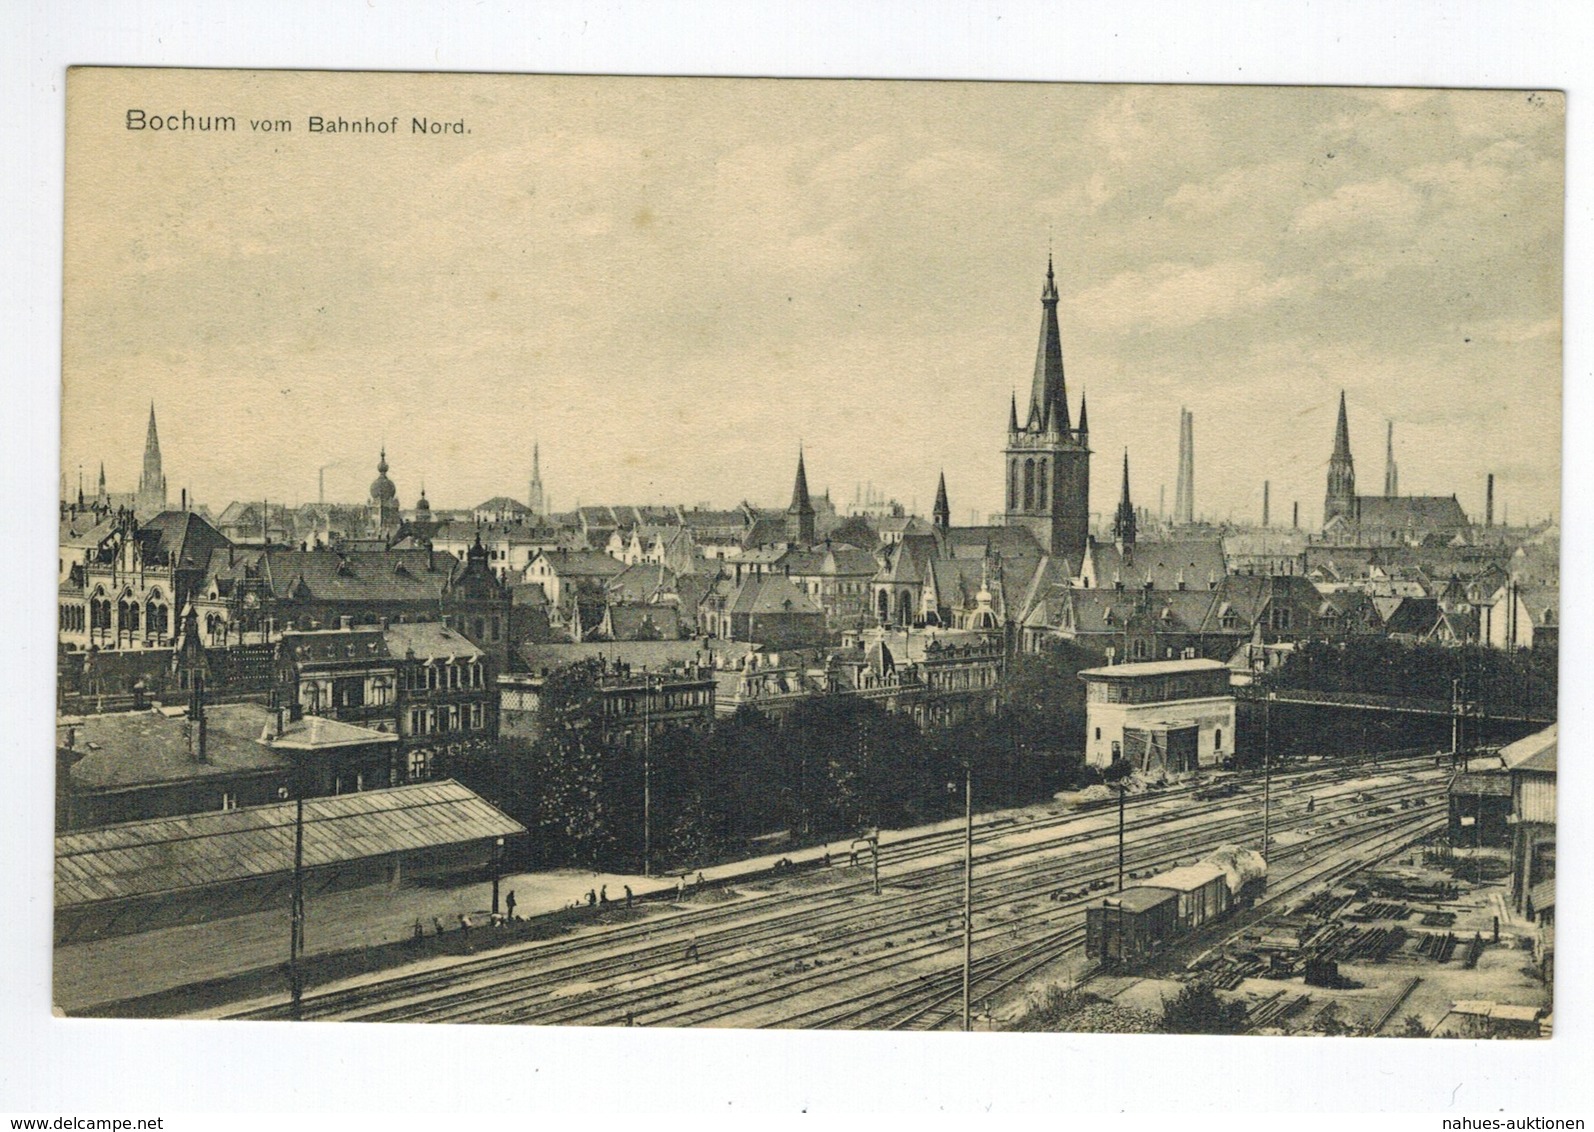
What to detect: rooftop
<box><xmin>55</xmin><ymin>780</ymin><xmax>524</xmax><ymax>909</ymax></box>
<box><xmin>1078</xmin><ymin>658</ymin><xmax>1231</xmax><ymax>681</ymax></box>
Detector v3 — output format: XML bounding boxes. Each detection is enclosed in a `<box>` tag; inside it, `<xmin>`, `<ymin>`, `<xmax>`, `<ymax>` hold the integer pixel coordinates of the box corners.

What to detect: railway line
<box><xmin>233</xmin><ymin>754</ymin><xmax>1450</xmax><ymax>1029</ymax></box>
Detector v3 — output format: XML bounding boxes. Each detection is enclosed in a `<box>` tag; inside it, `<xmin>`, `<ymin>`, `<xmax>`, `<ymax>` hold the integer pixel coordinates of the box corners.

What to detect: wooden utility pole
<box><xmin>962</xmin><ymin>761</ymin><xmax>973</xmax><ymax>1033</ymax></box>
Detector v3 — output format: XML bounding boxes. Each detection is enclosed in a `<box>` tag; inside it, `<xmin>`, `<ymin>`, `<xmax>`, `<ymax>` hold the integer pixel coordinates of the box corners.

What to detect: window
<box><xmin>408</xmin><ymin>749</ymin><xmax>432</xmax><ymax>780</ymax></box>
<box><xmin>1094</xmin><ymin>727</ymin><xmax>1101</xmax><ymax>741</ymax></box>
<box><xmin>1214</xmin><ymin>728</ymin><xmax>1223</xmax><ymax>751</ymax></box>
<box><xmin>221</xmin><ymin>792</ymin><xmax>237</xmax><ymax>812</ymax></box>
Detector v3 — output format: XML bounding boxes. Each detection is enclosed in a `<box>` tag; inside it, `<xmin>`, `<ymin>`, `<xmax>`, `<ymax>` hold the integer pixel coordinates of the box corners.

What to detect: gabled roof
<box><xmin>137</xmin><ymin>511</ymin><xmax>232</xmax><ymax>570</ymax></box>
<box><xmin>528</xmin><ymin>548</ymin><xmax>628</xmax><ymax>577</ymax></box>
<box><xmin>206</xmin><ymin>547</ymin><xmax>457</xmax><ymax>605</ymax></box>
<box><xmin>727</xmin><ymin>574</ymin><xmax>824</xmax><ymax>617</ymax></box>
<box><xmin>1354</xmin><ymin>495</ymin><xmax>1469</xmax><ymax>531</ymax></box>
<box><xmin>1085</xmin><ymin>537</ymin><xmax>1226</xmax><ymax>590</ymax></box>
<box><xmin>1501</xmin><ymin>725</ymin><xmax>1556</xmax><ymax>774</ymax></box>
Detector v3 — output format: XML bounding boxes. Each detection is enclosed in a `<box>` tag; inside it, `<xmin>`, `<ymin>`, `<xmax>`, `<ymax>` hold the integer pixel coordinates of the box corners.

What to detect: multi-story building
<box><xmin>60</xmin><ymin>508</ymin><xmax>231</xmax><ymax>652</ymax></box>
<box><xmin>497</xmin><ymin>661</ymin><xmax>716</xmax><ymax>747</ymax></box>
<box><xmin>1077</xmin><ymin>657</ymin><xmax>1236</xmax><ymax>772</ymax></box>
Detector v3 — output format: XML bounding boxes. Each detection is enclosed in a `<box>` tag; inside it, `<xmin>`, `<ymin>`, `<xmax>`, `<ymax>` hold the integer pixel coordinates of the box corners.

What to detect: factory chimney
<box><xmin>1262</xmin><ymin>481</ymin><xmax>1270</xmax><ymax>528</ymax></box>
<box><xmin>1486</xmin><ymin>474</ymin><xmax>1495</xmax><ymax>529</ymax></box>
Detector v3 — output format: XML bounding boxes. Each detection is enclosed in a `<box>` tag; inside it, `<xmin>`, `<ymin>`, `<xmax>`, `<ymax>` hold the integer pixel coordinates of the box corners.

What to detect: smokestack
<box><xmin>319</xmin><ymin>468</ymin><xmax>325</xmax><ymax>506</ymax></box>
<box><xmin>1486</xmin><ymin>474</ymin><xmax>1495</xmax><ymax>528</ymax></box>
<box><xmin>1292</xmin><ymin>501</ymin><xmax>1299</xmax><ymax>530</ymax></box>
<box><xmin>181</xmin><ymin>487</ymin><xmax>187</xmax><ymax>511</ymax></box>
<box><xmin>1263</xmin><ymin>481</ymin><xmax>1270</xmax><ymax>528</ymax></box>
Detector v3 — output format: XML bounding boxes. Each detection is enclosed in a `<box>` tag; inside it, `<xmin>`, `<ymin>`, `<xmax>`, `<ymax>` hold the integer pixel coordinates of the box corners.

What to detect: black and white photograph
<box><xmin>50</xmin><ymin>67</ymin><xmax>1563</xmax><ymax>1043</ymax></box>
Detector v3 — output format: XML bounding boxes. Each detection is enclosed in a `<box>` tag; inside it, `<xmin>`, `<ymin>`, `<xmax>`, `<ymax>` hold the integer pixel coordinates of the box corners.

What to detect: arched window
<box><xmin>1037</xmin><ymin>459</ymin><xmax>1049</xmax><ymax>510</ymax></box>
<box><xmin>1009</xmin><ymin>461</ymin><xmax>1019</xmax><ymax>510</ymax></box>
<box><xmin>1023</xmin><ymin>459</ymin><xmax>1035</xmax><ymax>510</ymax></box>
<box><xmin>877</xmin><ymin>590</ymin><xmax>890</xmax><ymax>622</ymax></box>
<box><xmin>898</xmin><ymin>590</ymin><xmax>913</xmax><ymax>626</ymax></box>
<box><xmin>1214</xmin><ymin>727</ymin><xmax>1223</xmax><ymax>751</ymax></box>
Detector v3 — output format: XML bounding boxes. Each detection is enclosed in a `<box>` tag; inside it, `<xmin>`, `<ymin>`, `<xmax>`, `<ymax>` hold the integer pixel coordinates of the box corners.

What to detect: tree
<box><xmin>1160</xmin><ymin>981</ymin><xmax>1250</xmax><ymax>1035</ymax></box>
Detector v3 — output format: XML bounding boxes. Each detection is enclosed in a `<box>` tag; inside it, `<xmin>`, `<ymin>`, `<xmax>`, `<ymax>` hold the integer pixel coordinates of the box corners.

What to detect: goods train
<box><xmin>1085</xmin><ymin>845</ymin><xmax>1267</xmax><ymax>963</ymax></box>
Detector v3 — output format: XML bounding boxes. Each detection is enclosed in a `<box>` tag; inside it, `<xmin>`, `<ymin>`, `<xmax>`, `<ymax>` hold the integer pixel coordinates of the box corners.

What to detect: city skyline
<box><xmin>63</xmin><ymin>73</ymin><xmax>1563</xmax><ymax>527</ymax></box>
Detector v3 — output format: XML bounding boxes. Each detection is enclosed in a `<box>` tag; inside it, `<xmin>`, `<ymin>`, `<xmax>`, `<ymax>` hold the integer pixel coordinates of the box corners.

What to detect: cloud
<box><xmin>1292</xmin><ymin>178</ymin><xmax>1424</xmax><ymax>234</ymax></box>
<box><xmin>1074</xmin><ymin>260</ymin><xmax>1307</xmax><ymax>334</ymax></box>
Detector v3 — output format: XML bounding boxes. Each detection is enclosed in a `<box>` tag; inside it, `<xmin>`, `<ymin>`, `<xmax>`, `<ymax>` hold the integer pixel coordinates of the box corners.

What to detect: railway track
<box><xmin>242</xmin><ymin>761</ymin><xmax>1448</xmax><ymax>1029</ymax></box>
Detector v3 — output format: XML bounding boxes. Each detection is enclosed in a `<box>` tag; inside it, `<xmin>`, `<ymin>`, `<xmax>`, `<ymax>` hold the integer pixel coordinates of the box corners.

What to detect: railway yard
<box><xmin>200</xmin><ymin>751</ymin><xmax>1530</xmax><ymax>1033</ymax></box>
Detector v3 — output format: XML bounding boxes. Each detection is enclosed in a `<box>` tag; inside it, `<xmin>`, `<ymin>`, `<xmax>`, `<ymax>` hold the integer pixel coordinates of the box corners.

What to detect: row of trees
<box><xmin>1273</xmin><ymin>638</ymin><xmax>1557</xmax><ymax>715</ymax></box>
<box><xmin>457</xmin><ymin>643</ymin><xmax>1102</xmax><ymax>873</ymax></box>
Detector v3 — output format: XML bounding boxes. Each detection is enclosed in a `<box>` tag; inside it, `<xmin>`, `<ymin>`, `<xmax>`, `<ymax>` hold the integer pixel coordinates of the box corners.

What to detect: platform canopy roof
<box><xmin>55</xmin><ymin>780</ymin><xmax>523</xmax><ymax>909</ymax></box>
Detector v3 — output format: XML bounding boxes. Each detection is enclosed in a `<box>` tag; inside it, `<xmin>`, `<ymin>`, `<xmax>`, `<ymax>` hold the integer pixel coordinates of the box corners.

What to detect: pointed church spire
<box><xmin>933</xmin><ymin>470</ymin><xmax>950</xmax><ymax>535</ymax></box>
<box><xmin>1113</xmin><ymin>448</ymin><xmax>1137</xmax><ymax>547</ymax></box>
<box><xmin>1333</xmin><ymin>391</ymin><xmax>1352</xmax><ymax>461</ymax></box>
<box><xmin>1324</xmin><ymin>390</ymin><xmax>1357</xmax><ymax>528</ymax></box>
<box><xmin>1009</xmin><ymin>390</ymin><xmax>1019</xmax><ymax>432</ymax></box>
<box><xmin>1077</xmin><ymin>392</ymin><xmax>1088</xmax><ymax>436</ymax></box>
<box><xmin>786</xmin><ymin>447</ymin><xmax>815</xmax><ymax>545</ymax></box>
<box><xmin>1027</xmin><ymin>258</ymin><xmax>1070</xmax><ymax>433</ymax></box>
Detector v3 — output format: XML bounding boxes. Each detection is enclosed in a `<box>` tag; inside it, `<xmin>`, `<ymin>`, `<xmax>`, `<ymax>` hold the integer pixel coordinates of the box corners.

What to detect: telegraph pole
<box><xmin>1117</xmin><ymin>779</ymin><xmax>1126</xmax><ymax>893</ymax></box>
<box><xmin>289</xmin><ymin>760</ymin><xmax>306</xmax><ymax>1020</ymax></box>
<box><xmin>643</xmin><ymin>671</ymin><xmax>653</xmax><ymax>878</ymax></box>
<box><xmin>962</xmin><ymin>761</ymin><xmax>973</xmax><ymax>1033</ymax></box>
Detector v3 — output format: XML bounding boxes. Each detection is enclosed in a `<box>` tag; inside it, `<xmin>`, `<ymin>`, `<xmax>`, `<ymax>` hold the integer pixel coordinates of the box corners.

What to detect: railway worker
<box><xmin>458</xmin><ymin>913</ymin><xmax>471</xmax><ymax>933</ymax></box>
<box><xmin>600</xmin><ymin>885</ymin><xmax>609</xmax><ymax>906</ymax></box>
<box><xmin>676</xmin><ymin>875</ymin><xmax>687</xmax><ymax>901</ymax></box>
<box><xmin>433</xmin><ymin>916</ymin><xmax>446</xmax><ymax>936</ymax></box>
<box><xmin>624</xmin><ymin>884</ymin><xmax>634</xmax><ymax>907</ymax></box>
<box><xmin>586</xmin><ymin>889</ymin><xmax>597</xmax><ymax>908</ymax></box>
<box><xmin>695</xmin><ymin>871</ymin><xmax>706</xmax><ymax>889</ymax></box>
<box><xmin>505</xmin><ymin>890</ymin><xmax>517</xmax><ymax>920</ymax></box>
<box><xmin>822</xmin><ymin>851</ymin><xmax>831</xmax><ymax>867</ymax></box>
<box><xmin>412</xmin><ymin>917</ymin><xmax>424</xmax><ymax>942</ymax></box>
<box><xmin>849</xmin><ymin>849</ymin><xmax>859</xmax><ymax>867</ymax></box>
<box><xmin>685</xmin><ymin>936</ymin><xmax>700</xmax><ymax>963</ymax></box>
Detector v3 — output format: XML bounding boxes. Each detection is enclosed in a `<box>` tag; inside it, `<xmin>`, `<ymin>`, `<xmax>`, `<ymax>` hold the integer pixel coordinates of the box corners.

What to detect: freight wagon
<box><xmin>1085</xmin><ymin>845</ymin><xmax>1267</xmax><ymax>963</ymax></box>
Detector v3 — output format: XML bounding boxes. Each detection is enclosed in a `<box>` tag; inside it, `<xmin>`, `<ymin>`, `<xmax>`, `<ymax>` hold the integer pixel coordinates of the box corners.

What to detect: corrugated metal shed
<box><xmin>56</xmin><ymin>780</ymin><xmax>523</xmax><ymax>909</ymax></box>
<box><xmin>1516</xmin><ymin>776</ymin><xmax>1556</xmax><ymax>825</ymax></box>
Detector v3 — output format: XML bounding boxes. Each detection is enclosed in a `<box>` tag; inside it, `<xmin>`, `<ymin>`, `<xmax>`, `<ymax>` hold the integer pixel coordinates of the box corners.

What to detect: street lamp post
<box><xmin>289</xmin><ymin>759</ymin><xmax>306</xmax><ymax>1021</ymax></box>
<box><xmin>491</xmin><ymin>835</ymin><xmax>505</xmax><ymax>914</ymax></box>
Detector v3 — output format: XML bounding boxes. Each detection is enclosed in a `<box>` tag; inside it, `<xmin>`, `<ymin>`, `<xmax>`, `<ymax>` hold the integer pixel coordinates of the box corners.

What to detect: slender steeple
<box><xmin>933</xmin><ymin>471</ymin><xmax>950</xmax><ymax>535</ymax></box>
<box><xmin>1008</xmin><ymin>390</ymin><xmax>1019</xmax><ymax>433</ymax></box>
<box><xmin>96</xmin><ymin>462</ymin><xmax>107</xmax><ymax>505</ymax></box>
<box><xmin>1113</xmin><ymin>449</ymin><xmax>1137</xmax><ymax>547</ymax></box>
<box><xmin>528</xmin><ymin>440</ymin><xmax>546</xmax><ymax>517</ymax></box>
<box><xmin>1077</xmin><ymin>392</ymin><xmax>1088</xmax><ymax>437</ymax></box>
<box><xmin>786</xmin><ymin>447</ymin><xmax>815</xmax><ymax>545</ymax></box>
<box><xmin>1324</xmin><ymin>390</ymin><xmax>1357</xmax><ymax>529</ymax></box>
<box><xmin>1026</xmin><ymin>256</ymin><xmax>1070</xmax><ymax>433</ymax></box>
<box><xmin>136</xmin><ymin>403</ymin><xmax>167</xmax><ymax>514</ymax></box>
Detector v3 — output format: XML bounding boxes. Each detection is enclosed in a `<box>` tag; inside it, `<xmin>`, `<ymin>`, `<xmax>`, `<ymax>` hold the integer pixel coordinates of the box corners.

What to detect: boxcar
<box><xmin>1085</xmin><ymin>886</ymin><xmax>1179</xmax><ymax>962</ymax></box>
<box><xmin>1150</xmin><ymin>863</ymin><xmax>1232</xmax><ymax>930</ymax></box>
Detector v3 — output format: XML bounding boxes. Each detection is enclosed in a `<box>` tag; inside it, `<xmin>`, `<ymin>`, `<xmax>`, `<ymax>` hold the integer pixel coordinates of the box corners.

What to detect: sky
<box><xmin>62</xmin><ymin>70</ymin><xmax>1564</xmax><ymax>528</ymax></box>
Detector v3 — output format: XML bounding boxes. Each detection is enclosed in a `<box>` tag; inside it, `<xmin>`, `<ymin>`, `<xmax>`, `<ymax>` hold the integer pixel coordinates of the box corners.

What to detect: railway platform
<box><xmin>54</xmin><ymin>833</ymin><xmax>870</xmax><ymax>1016</ymax></box>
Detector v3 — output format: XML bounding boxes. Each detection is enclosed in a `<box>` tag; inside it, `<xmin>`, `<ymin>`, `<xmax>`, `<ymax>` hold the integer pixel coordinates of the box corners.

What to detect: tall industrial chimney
<box><xmin>1262</xmin><ymin>481</ymin><xmax>1270</xmax><ymax>528</ymax></box>
<box><xmin>1292</xmin><ymin>501</ymin><xmax>1299</xmax><ymax>530</ymax></box>
<box><xmin>1486</xmin><ymin>474</ymin><xmax>1495</xmax><ymax>528</ymax></box>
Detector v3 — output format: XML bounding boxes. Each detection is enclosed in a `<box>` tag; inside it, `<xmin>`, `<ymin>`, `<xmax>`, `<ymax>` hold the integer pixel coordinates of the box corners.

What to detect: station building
<box><xmin>1077</xmin><ymin>657</ymin><xmax>1235</xmax><ymax>773</ymax></box>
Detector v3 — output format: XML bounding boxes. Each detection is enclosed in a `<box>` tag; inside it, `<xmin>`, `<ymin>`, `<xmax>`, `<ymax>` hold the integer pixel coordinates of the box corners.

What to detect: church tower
<box><xmin>1004</xmin><ymin>257</ymin><xmax>1090</xmax><ymax>564</ymax></box>
<box><xmin>136</xmin><ymin>403</ymin><xmax>168</xmax><ymax>515</ymax></box>
<box><xmin>932</xmin><ymin>471</ymin><xmax>950</xmax><ymax>536</ymax></box>
<box><xmin>1112</xmin><ymin>449</ymin><xmax>1137</xmax><ymax>549</ymax></box>
<box><xmin>786</xmin><ymin>448</ymin><xmax>815</xmax><ymax>546</ymax></box>
<box><xmin>1324</xmin><ymin>390</ymin><xmax>1357</xmax><ymax>528</ymax></box>
<box><xmin>369</xmin><ymin>448</ymin><xmax>402</xmax><ymax>538</ymax></box>
<box><xmin>528</xmin><ymin>441</ymin><xmax>546</xmax><ymax>518</ymax></box>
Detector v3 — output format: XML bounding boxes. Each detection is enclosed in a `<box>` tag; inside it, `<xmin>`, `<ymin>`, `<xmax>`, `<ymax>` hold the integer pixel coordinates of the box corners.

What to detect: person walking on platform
<box><xmin>458</xmin><ymin>913</ymin><xmax>471</xmax><ymax>933</ymax></box>
<box><xmin>505</xmin><ymin>890</ymin><xmax>517</xmax><ymax>921</ymax></box>
<box><xmin>624</xmin><ymin>884</ymin><xmax>634</xmax><ymax>908</ymax></box>
<box><xmin>676</xmin><ymin>875</ymin><xmax>686</xmax><ymax>902</ymax></box>
<box><xmin>600</xmin><ymin>885</ymin><xmax>609</xmax><ymax>906</ymax></box>
<box><xmin>695</xmin><ymin>872</ymin><xmax>705</xmax><ymax>890</ymax></box>
<box><xmin>586</xmin><ymin>888</ymin><xmax>597</xmax><ymax>908</ymax></box>
<box><xmin>413</xmin><ymin>917</ymin><xmax>425</xmax><ymax>942</ymax></box>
